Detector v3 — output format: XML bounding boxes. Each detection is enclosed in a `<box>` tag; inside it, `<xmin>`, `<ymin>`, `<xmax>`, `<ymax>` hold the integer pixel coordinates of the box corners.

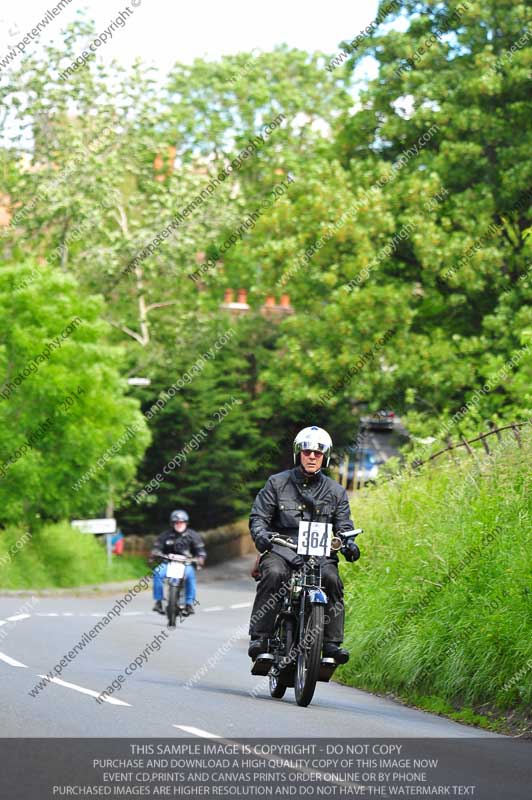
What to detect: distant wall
<box><xmin>122</xmin><ymin>519</ymin><xmax>253</xmax><ymax>565</ymax></box>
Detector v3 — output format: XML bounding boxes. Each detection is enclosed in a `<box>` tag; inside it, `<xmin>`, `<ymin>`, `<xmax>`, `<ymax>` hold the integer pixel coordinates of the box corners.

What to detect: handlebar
<box><xmin>155</xmin><ymin>552</ymin><xmax>197</xmax><ymax>565</ymax></box>
<box><xmin>269</xmin><ymin>528</ymin><xmax>363</xmax><ymax>553</ymax></box>
<box><xmin>270</xmin><ymin>535</ymin><xmax>298</xmax><ymax>551</ymax></box>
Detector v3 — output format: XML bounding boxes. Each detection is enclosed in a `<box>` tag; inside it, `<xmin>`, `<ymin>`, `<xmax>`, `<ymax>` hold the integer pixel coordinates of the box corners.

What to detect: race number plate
<box><xmin>297</xmin><ymin>521</ymin><xmax>331</xmax><ymax>557</ymax></box>
<box><xmin>166</xmin><ymin>561</ymin><xmax>186</xmax><ymax>580</ymax></box>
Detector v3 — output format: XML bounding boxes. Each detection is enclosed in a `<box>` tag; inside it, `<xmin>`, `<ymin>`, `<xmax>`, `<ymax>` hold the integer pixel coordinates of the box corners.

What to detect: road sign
<box><xmin>71</xmin><ymin>519</ymin><xmax>117</xmax><ymax>534</ymax></box>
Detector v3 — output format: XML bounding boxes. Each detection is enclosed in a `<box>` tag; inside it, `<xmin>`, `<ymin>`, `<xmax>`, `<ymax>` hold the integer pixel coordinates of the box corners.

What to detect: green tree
<box><xmin>2</xmin><ymin>4</ymin><xmax>530</xmax><ymax>533</ymax></box>
<box><xmin>0</xmin><ymin>262</ymin><xmax>150</xmax><ymax>525</ymax></box>
<box><xmin>120</xmin><ymin>314</ymin><xmax>295</xmax><ymax>531</ymax></box>
<box><xmin>246</xmin><ymin>0</ymin><xmax>532</xmax><ymax>442</ymax></box>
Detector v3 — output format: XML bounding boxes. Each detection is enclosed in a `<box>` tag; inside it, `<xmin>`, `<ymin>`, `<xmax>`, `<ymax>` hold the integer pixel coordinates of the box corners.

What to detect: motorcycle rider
<box><xmin>151</xmin><ymin>510</ymin><xmax>206</xmax><ymax>616</ymax></box>
<box><xmin>248</xmin><ymin>426</ymin><xmax>360</xmax><ymax>663</ymax></box>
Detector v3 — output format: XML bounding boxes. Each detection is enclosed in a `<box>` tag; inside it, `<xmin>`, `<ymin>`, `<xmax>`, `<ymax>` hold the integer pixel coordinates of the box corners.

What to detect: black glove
<box><xmin>254</xmin><ymin>532</ymin><xmax>273</xmax><ymax>554</ymax></box>
<box><xmin>342</xmin><ymin>540</ymin><xmax>360</xmax><ymax>562</ymax></box>
<box><xmin>148</xmin><ymin>549</ymin><xmax>163</xmax><ymax>566</ymax></box>
<box><xmin>291</xmin><ymin>554</ymin><xmax>305</xmax><ymax>569</ymax></box>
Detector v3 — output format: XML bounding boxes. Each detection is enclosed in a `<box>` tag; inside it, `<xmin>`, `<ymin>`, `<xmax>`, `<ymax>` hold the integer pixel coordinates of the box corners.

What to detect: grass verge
<box><xmin>339</xmin><ymin>427</ymin><xmax>532</xmax><ymax>732</ymax></box>
<box><xmin>0</xmin><ymin>521</ymin><xmax>147</xmax><ymax>589</ymax></box>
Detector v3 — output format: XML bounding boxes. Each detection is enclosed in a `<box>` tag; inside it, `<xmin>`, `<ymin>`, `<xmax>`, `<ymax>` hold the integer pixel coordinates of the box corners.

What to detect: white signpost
<box><xmin>71</xmin><ymin>519</ymin><xmax>117</xmax><ymax>565</ymax></box>
<box><xmin>127</xmin><ymin>377</ymin><xmax>151</xmax><ymax>387</ymax></box>
<box><xmin>71</xmin><ymin>519</ymin><xmax>117</xmax><ymax>534</ymax></box>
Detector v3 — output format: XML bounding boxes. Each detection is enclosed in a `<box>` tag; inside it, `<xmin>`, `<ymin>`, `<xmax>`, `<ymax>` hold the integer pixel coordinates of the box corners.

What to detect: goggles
<box><xmin>296</xmin><ymin>441</ymin><xmax>329</xmax><ymax>453</ymax></box>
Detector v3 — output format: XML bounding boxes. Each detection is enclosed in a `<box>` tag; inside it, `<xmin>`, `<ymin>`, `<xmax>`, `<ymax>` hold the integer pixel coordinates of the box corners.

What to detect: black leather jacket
<box><xmin>249</xmin><ymin>466</ymin><xmax>355</xmax><ymax>562</ymax></box>
<box><xmin>151</xmin><ymin>528</ymin><xmax>206</xmax><ymax>560</ymax></box>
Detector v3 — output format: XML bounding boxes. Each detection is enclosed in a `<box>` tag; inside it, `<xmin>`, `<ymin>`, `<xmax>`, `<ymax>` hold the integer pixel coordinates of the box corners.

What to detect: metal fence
<box><xmin>411</xmin><ymin>420</ymin><xmax>529</xmax><ymax>469</ymax></box>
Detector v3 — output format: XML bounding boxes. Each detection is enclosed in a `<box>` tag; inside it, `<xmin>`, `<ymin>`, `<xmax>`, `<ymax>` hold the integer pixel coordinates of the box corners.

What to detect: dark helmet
<box><xmin>170</xmin><ymin>509</ymin><xmax>189</xmax><ymax>524</ymax></box>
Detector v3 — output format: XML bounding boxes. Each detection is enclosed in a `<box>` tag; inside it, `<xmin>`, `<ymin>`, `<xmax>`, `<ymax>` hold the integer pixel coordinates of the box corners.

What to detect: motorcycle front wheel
<box><xmin>294</xmin><ymin>603</ymin><xmax>324</xmax><ymax>707</ymax></box>
<box><xmin>167</xmin><ymin>583</ymin><xmax>179</xmax><ymax>627</ymax></box>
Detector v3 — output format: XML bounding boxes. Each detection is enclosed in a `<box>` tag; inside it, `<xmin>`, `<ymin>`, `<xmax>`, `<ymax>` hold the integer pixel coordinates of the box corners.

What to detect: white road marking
<box><xmin>34</xmin><ymin>611</ymin><xmax>150</xmax><ymax>618</ymax></box>
<box><xmin>0</xmin><ymin>651</ymin><xmax>28</xmax><ymax>668</ymax></box>
<box><xmin>36</xmin><ymin>675</ymin><xmax>131</xmax><ymax>706</ymax></box>
<box><xmin>173</xmin><ymin>725</ymin><xmax>221</xmax><ymax>738</ymax></box>
<box><xmin>28</xmin><ymin>606</ymin><xmax>251</xmax><ymax>617</ymax></box>
<box><xmin>0</xmin><ymin>621</ymin><xmax>7</xmax><ymax>627</ymax></box>
<box><xmin>6</xmin><ymin>614</ymin><xmax>31</xmax><ymax>622</ymax></box>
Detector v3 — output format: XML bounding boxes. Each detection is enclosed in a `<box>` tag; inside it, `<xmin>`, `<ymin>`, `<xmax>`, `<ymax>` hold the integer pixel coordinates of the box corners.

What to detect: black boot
<box><xmin>323</xmin><ymin>642</ymin><xmax>350</xmax><ymax>664</ymax></box>
<box><xmin>248</xmin><ymin>637</ymin><xmax>269</xmax><ymax>661</ymax></box>
<box><xmin>153</xmin><ymin>600</ymin><xmax>165</xmax><ymax>615</ymax></box>
<box><xmin>184</xmin><ymin>604</ymin><xmax>195</xmax><ymax>616</ymax></box>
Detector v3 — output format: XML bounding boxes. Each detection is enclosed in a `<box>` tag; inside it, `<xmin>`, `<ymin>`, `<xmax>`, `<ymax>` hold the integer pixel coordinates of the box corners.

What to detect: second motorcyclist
<box><xmin>151</xmin><ymin>509</ymin><xmax>206</xmax><ymax>616</ymax></box>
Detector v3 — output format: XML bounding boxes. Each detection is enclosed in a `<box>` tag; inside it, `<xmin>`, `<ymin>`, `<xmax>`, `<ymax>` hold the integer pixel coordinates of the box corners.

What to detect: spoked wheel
<box><xmin>167</xmin><ymin>584</ymin><xmax>179</xmax><ymax>628</ymax></box>
<box><xmin>294</xmin><ymin>603</ymin><xmax>324</xmax><ymax>707</ymax></box>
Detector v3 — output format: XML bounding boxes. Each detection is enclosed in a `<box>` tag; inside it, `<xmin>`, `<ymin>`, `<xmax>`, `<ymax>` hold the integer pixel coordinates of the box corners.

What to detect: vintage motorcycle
<box><xmin>158</xmin><ymin>553</ymin><xmax>199</xmax><ymax>628</ymax></box>
<box><xmin>251</xmin><ymin>526</ymin><xmax>363</xmax><ymax>707</ymax></box>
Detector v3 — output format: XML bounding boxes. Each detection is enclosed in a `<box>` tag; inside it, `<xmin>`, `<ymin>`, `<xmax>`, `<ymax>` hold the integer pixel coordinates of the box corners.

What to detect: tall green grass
<box><xmin>340</xmin><ymin>429</ymin><xmax>532</xmax><ymax>713</ymax></box>
<box><xmin>0</xmin><ymin>521</ymin><xmax>147</xmax><ymax>589</ymax></box>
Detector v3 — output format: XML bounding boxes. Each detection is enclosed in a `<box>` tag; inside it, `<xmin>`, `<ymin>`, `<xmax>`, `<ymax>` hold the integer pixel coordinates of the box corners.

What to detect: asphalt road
<box><xmin>0</xmin><ymin>555</ymin><xmax>502</xmax><ymax>739</ymax></box>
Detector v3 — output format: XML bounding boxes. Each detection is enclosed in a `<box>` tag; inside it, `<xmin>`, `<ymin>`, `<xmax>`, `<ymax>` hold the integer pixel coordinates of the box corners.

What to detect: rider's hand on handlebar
<box><xmin>254</xmin><ymin>532</ymin><xmax>273</xmax><ymax>554</ymax></box>
<box><xmin>341</xmin><ymin>539</ymin><xmax>360</xmax><ymax>562</ymax></box>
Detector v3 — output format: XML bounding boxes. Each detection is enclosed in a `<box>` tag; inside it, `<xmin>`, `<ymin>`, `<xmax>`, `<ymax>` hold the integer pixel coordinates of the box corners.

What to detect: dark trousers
<box><xmin>249</xmin><ymin>551</ymin><xmax>345</xmax><ymax>643</ymax></box>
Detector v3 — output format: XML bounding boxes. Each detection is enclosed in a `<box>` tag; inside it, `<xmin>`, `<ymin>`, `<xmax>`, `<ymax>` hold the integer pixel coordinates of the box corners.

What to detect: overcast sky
<box><xmin>1</xmin><ymin>0</ymin><xmax>385</xmax><ymax>75</ymax></box>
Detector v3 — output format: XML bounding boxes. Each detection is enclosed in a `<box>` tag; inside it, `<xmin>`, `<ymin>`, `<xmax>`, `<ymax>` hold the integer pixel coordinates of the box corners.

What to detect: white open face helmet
<box><xmin>293</xmin><ymin>425</ymin><xmax>333</xmax><ymax>467</ymax></box>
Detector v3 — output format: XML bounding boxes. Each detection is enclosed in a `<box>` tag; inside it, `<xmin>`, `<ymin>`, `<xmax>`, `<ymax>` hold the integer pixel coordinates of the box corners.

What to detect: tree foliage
<box><xmin>0</xmin><ymin>263</ymin><xmax>150</xmax><ymax>525</ymax></box>
<box><xmin>0</xmin><ymin>0</ymin><xmax>529</xmax><ymax>529</ymax></box>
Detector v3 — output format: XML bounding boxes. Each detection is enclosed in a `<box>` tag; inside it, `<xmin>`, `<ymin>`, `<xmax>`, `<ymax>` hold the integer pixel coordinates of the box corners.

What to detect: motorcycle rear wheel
<box><xmin>294</xmin><ymin>603</ymin><xmax>324</xmax><ymax>707</ymax></box>
<box><xmin>269</xmin><ymin>618</ymin><xmax>294</xmax><ymax>699</ymax></box>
